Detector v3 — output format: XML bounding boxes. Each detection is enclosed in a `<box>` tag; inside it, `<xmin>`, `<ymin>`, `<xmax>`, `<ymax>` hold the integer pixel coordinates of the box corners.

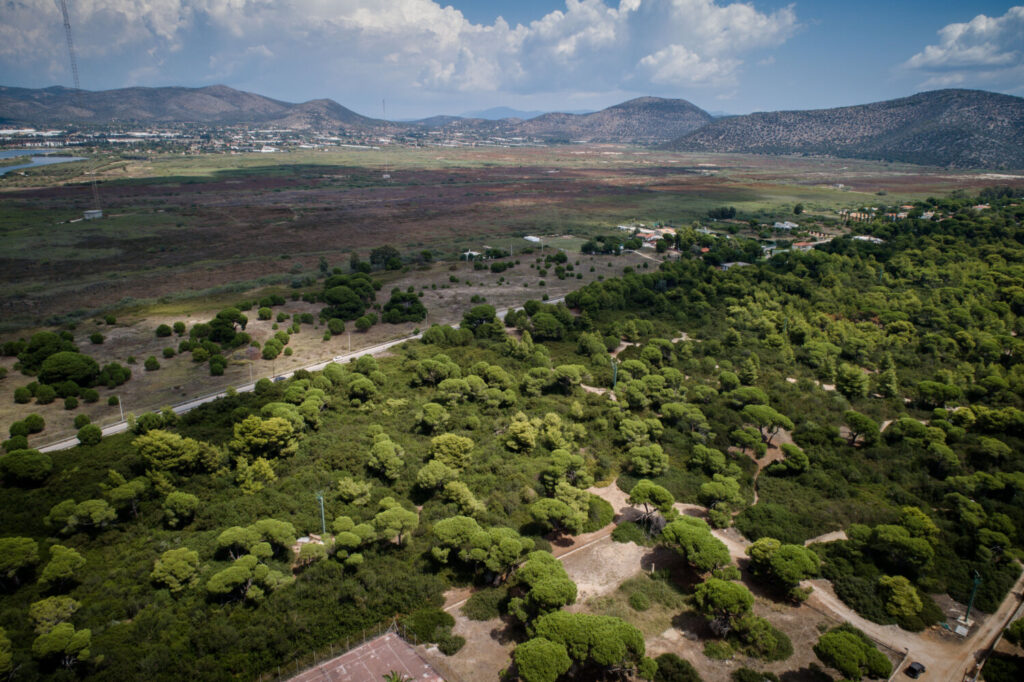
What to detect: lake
<box><xmin>0</xmin><ymin>148</ymin><xmax>87</xmax><ymax>176</ymax></box>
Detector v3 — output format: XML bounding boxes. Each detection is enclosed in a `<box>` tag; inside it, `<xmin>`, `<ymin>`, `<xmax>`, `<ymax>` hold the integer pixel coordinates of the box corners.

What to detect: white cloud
<box><xmin>1</xmin><ymin>0</ymin><xmax>798</xmax><ymax>97</ymax></box>
<box><xmin>903</xmin><ymin>6</ymin><xmax>1024</xmax><ymax>89</ymax></box>
<box><xmin>639</xmin><ymin>45</ymin><xmax>739</xmax><ymax>85</ymax></box>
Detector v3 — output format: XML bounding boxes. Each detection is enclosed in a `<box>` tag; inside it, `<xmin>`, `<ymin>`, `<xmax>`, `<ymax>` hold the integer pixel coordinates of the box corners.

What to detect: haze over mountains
<box><xmin>2</xmin><ymin>84</ymin><xmax>1022</xmax><ymax>169</ymax></box>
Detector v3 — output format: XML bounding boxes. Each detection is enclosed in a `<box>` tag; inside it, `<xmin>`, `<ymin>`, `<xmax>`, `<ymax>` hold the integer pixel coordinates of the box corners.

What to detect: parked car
<box><xmin>905</xmin><ymin>662</ymin><xmax>926</xmax><ymax>679</ymax></box>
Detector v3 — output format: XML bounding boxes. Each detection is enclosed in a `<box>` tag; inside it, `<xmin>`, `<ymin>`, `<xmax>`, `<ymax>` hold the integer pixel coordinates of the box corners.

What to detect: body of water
<box><xmin>0</xmin><ymin>149</ymin><xmax>86</xmax><ymax>176</ymax></box>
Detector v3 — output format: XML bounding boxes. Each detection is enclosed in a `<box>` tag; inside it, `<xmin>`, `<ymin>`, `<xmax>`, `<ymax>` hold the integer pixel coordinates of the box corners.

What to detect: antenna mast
<box><xmin>59</xmin><ymin>0</ymin><xmax>80</xmax><ymax>90</ymax></box>
<box><xmin>59</xmin><ymin>0</ymin><xmax>102</xmax><ymax>213</ymax></box>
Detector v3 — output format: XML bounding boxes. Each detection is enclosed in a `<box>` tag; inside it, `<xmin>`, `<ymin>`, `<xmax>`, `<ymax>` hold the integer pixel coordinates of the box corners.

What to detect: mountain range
<box><xmin>664</xmin><ymin>89</ymin><xmax>1024</xmax><ymax>170</ymax></box>
<box><xmin>2</xmin><ymin>84</ymin><xmax>1022</xmax><ymax>168</ymax></box>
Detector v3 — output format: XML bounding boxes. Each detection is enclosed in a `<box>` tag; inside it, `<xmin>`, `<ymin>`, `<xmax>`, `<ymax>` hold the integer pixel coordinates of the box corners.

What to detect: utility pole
<box><xmin>963</xmin><ymin>570</ymin><xmax>983</xmax><ymax>625</ymax></box>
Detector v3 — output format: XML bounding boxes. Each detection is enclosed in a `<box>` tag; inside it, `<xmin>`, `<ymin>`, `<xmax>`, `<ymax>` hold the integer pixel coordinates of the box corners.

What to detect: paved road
<box><xmin>37</xmin><ymin>298</ymin><xmax>564</xmax><ymax>453</ymax></box>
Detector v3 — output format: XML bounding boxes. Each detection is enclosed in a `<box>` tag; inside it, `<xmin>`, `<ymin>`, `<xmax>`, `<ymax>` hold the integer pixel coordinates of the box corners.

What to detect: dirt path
<box><xmin>580</xmin><ymin>383</ymin><xmax>615</xmax><ymax>400</ymax></box>
<box><xmin>806</xmin><ymin>572</ymin><xmax>1024</xmax><ymax>681</ymax></box>
<box><xmin>804</xmin><ymin>530</ymin><xmax>848</xmax><ymax>546</ymax></box>
<box><xmin>437</xmin><ymin>478</ymin><xmax>1024</xmax><ymax>682</ymax></box>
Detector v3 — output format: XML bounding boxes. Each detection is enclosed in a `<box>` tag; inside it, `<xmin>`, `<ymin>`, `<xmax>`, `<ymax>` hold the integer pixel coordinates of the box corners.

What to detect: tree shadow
<box><xmin>488</xmin><ymin>614</ymin><xmax>522</xmax><ymax>645</ymax></box>
<box><xmin>671</xmin><ymin>610</ymin><xmax>711</xmax><ymax>639</ymax></box>
<box><xmin>779</xmin><ymin>666</ymin><xmax>832</xmax><ymax>682</ymax></box>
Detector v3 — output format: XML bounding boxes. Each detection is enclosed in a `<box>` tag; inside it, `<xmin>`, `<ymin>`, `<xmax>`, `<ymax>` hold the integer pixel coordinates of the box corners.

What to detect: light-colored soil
<box><xmin>431</xmin><ymin>478</ymin><xmax>1024</xmax><ymax>682</ymax></box>
<box><xmin>804</xmin><ymin>530</ymin><xmax>848</xmax><ymax>546</ymax></box>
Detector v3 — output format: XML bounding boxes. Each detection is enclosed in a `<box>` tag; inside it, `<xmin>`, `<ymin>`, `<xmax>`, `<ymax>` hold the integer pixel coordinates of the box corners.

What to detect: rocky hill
<box><xmin>0</xmin><ymin>84</ymin><xmax>380</xmax><ymax>130</ymax></box>
<box><xmin>514</xmin><ymin>97</ymin><xmax>713</xmax><ymax>144</ymax></box>
<box><xmin>664</xmin><ymin>89</ymin><xmax>1024</xmax><ymax>169</ymax></box>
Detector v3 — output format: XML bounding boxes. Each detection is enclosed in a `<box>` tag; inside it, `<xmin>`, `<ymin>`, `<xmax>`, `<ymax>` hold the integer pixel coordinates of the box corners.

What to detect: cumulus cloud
<box><xmin>1</xmin><ymin>0</ymin><xmax>798</xmax><ymax>99</ymax></box>
<box><xmin>903</xmin><ymin>6</ymin><xmax>1024</xmax><ymax>90</ymax></box>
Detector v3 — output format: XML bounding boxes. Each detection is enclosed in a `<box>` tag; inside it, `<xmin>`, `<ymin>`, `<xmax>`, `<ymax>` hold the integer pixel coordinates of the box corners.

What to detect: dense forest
<box><xmin>2</xmin><ymin>191</ymin><xmax>1024</xmax><ymax>681</ymax></box>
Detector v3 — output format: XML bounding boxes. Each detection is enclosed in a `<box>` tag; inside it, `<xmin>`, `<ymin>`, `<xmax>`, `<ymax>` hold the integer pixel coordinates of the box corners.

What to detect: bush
<box><xmin>582</xmin><ymin>494</ymin><xmax>614</xmax><ymax>532</ymax></box>
<box><xmin>704</xmin><ymin>641</ymin><xmax>733</xmax><ymax>660</ymax></box>
<box><xmin>35</xmin><ymin>385</ymin><xmax>57</xmax><ymax>404</ymax></box>
<box><xmin>462</xmin><ymin>586</ymin><xmax>508</xmax><ymax>621</ymax></box>
<box><xmin>105</xmin><ymin>315</ymin><xmax>116</xmax><ymax>325</ymax></box>
<box><xmin>90</xmin><ymin>332</ymin><xmax>104</xmax><ymax>344</ymax></box>
<box><xmin>73</xmin><ymin>414</ymin><xmax>91</xmax><ymax>429</ymax></box>
<box><xmin>77</xmin><ymin>424</ymin><xmax>102</xmax><ymax>446</ymax></box>
<box><xmin>145</xmin><ymin>356</ymin><xmax>160</xmax><ymax>371</ymax></box>
<box><xmin>0</xmin><ymin>449</ymin><xmax>52</xmax><ymax>485</ymax></box>
<box><xmin>156</xmin><ymin>324</ymin><xmax>172</xmax><ymax>337</ymax></box>
<box><xmin>81</xmin><ymin>388</ymin><xmax>99</xmax><ymax>403</ymax></box>
<box><xmin>612</xmin><ymin>521</ymin><xmax>656</xmax><ymax>546</ymax></box>
<box><xmin>732</xmin><ymin>669</ymin><xmax>779</xmax><ymax>682</ymax></box>
<box><xmin>9</xmin><ymin>421</ymin><xmax>29</xmax><ymax>438</ymax></box>
<box><xmin>436</xmin><ymin>632</ymin><xmax>465</xmax><ymax>655</ymax></box>
<box><xmin>654</xmin><ymin>653</ymin><xmax>703</xmax><ymax>682</ymax></box>
<box><xmin>401</xmin><ymin>607</ymin><xmax>454</xmax><ymax>643</ymax></box>
<box><xmin>3</xmin><ymin>435</ymin><xmax>28</xmax><ymax>452</ymax></box>
<box><xmin>629</xmin><ymin>591</ymin><xmax>651</xmax><ymax>611</ymax></box>
<box><xmin>173</xmin><ymin>321</ymin><xmax>186</xmax><ymax>335</ymax></box>
<box><xmin>24</xmin><ymin>414</ymin><xmax>44</xmax><ymax>433</ymax></box>
<box><xmin>108</xmin><ymin>396</ymin><xmax>119</xmax><ymax>406</ymax></box>
<box><xmin>163</xmin><ymin>347</ymin><xmax>175</xmax><ymax>358</ymax></box>
<box><xmin>64</xmin><ymin>396</ymin><xmax>78</xmax><ymax>410</ymax></box>
<box><xmin>13</xmin><ymin>387</ymin><xmax>31</xmax><ymax>404</ymax></box>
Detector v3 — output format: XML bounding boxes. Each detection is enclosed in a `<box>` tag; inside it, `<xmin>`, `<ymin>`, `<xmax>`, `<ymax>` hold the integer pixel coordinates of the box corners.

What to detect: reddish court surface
<box><xmin>290</xmin><ymin>632</ymin><xmax>444</xmax><ymax>682</ymax></box>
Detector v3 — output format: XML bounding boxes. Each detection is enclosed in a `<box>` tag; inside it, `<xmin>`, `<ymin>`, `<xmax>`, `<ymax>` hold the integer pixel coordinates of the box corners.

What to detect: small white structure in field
<box><xmin>83</xmin><ymin>209</ymin><xmax>103</xmax><ymax>220</ymax></box>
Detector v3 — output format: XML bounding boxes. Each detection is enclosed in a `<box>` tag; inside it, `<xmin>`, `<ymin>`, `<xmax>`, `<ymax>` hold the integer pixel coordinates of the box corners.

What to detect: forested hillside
<box><xmin>2</xmin><ymin>191</ymin><xmax>1024</xmax><ymax>681</ymax></box>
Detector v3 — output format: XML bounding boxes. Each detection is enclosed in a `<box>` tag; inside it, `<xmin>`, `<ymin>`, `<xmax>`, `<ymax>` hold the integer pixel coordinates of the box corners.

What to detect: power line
<box><xmin>58</xmin><ymin>0</ymin><xmax>102</xmax><ymax>213</ymax></box>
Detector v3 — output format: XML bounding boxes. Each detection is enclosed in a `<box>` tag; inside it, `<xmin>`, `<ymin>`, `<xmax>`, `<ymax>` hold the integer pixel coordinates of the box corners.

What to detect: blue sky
<box><xmin>1</xmin><ymin>1</ymin><xmax>1021</xmax><ymax>118</ymax></box>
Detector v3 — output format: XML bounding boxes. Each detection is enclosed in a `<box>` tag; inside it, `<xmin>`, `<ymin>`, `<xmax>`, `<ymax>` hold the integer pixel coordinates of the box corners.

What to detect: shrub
<box><xmin>704</xmin><ymin>641</ymin><xmax>733</xmax><ymax>660</ymax></box>
<box><xmin>462</xmin><ymin>586</ymin><xmax>508</xmax><ymax>621</ymax></box>
<box><xmin>3</xmin><ymin>436</ymin><xmax>28</xmax><ymax>452</ymax></box>
<box><xmin>145</xmin><ymin>356</ymin><xmax>160</xmax><ymax>371</ymax></box>
<box><xmin>35</xmin><ymin>385</ymin><xmax>57</xmax><ymax>404</ymax></box>
<box><xmin>13</xmin><ymin>387</ymin><xmax>31</xmax><ymax>404</ymax></box>
<box><xmin>400</xmin><ymin>607</ymin><xmax>454</xmax><ymax>643</ymax></box>
<box><xmin>77</xmin><ymin>424</ymin><xmax>102</xmax><ymax>446</ymax></box>
<box><xmin>105</xmin><ymin>315</ymin><xmax>116</xmax><ymax>324</ymax></box>
<box><xmin>732</xmin><ymin>669</ymin><xmax>779</xmax><ymax>682</ymax></box>
<box><xmin>436</xmin><ymin>632</ymin><xmax>465</xmax><ymax>655</ymax></box>
<box><xmin>163</xmin><ymin>347</ymin><xmax>175</xmax><ymax>358</ymax></box>
<box><xmin>9</xmin><ymin>421</ymin><xmax>29</xmax><ymax>438</ymax></box>
<box><xmin>24</xmin><ymin>414</ymin><xmax>44</xmax><ymax>433</ymax></box>
<box><xmin>81</xmin><ymin>388</ymin><xmax>99</xmax><ymax>403</ymax></box>
<box><xmin>64</xmin><ymin>396</ymin><xmax>78</xmax><ymax>410</ymax></box>
<box><xmin>629</xmin><ymin>591</ymin><xmax>651</xmax><ymax>611</ymax></box>
<box><xmin>73</xmin><ymin>414</ymin><xmax>91</xmax><ymax>429</ymax></box>
<box><xmin>90</xmin><ymin>332</ymin><xmax>104</xmax><ymax>344</ymax></box>
<box><xmin>582</xmin><ymin>494</ymin><xmax>614</xmax><ymax>532</ymax></box>
<box><xmin>173</xmin><ymin>321</ymin><xmax>186</xmax><ymax>335</ymax></box>
<box><xmin>156</xmin><ymin>324</ymin><xmax>172</xmax><ymax>337</ymax></box>
<box><xmin>612</xmin><ymin>521</ymin><xmax>655</xmax><ymax>546</ymax></box>
<box><xmin>0</xmin><ymin>449</ymin><xmax>52</xmax><ymax>485</ymax></box>
<box><xmin>108</xmin><ymin>396</ymin><xmax>119</xmax><ymax>406</ymax></box>
<box><xmin>654</xmin><ymin>653</ymin><xmax>703</xmax><ymax>682</ymax></box>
